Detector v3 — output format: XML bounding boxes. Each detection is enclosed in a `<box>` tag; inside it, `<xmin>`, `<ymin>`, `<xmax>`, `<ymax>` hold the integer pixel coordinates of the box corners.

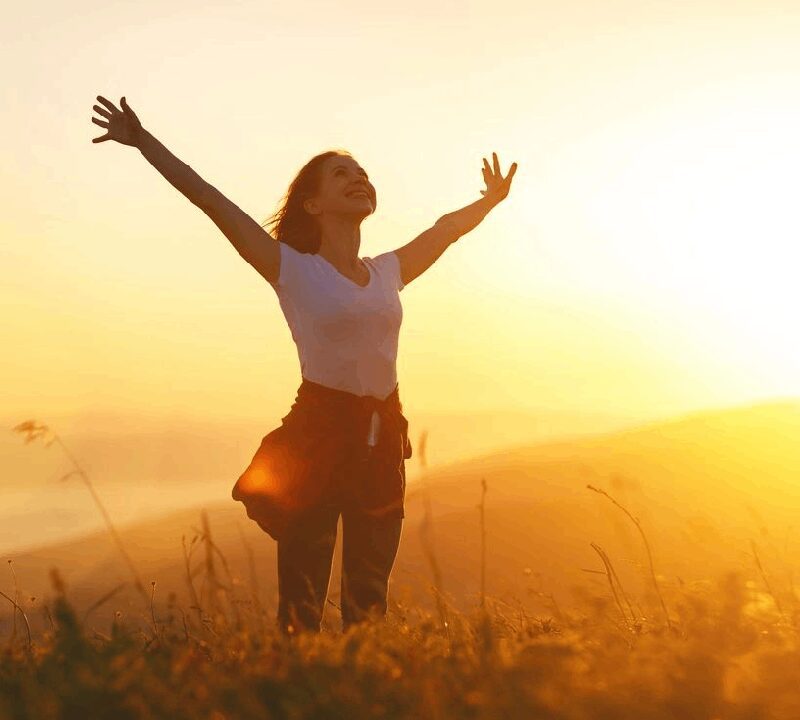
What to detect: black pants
<box><xmin>277</xmin><ymin>501</ymin><xmax>403</xmax><ymax>634</ymax></box>
<box><xmin>255</xmin><ymin>377</ymin><xmax>409</xmax><ymax>634</ymax></box>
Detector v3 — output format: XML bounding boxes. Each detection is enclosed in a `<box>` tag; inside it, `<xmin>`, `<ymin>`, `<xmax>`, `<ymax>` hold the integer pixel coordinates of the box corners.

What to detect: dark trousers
<box><xmin>277</xmin><ymin>502</ymin><xmax>403</xmax><ymax>634</ymax></box>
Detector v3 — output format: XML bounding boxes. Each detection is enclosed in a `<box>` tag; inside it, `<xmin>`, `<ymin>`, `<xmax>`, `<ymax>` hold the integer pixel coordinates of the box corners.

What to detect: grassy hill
<box><xmin>3</xmin><ymin>399</ymin><xmax>798</xmax><ymax>637</ymax></box>
<box><xmin>2</xmin><ymin>400</ymin><xmax>799</xmax><ymax>719</ymax></box>
<box><xmin>0</xmin><ymin>406</ymin><xmax>640</xmax><ymax>554</ymax></box>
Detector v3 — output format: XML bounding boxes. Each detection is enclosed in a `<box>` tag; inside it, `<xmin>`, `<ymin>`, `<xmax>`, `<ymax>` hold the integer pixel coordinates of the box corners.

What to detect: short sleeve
<box><xmin>271</xmin><ymin>241</ymin><xmax>307</xmax><ymax>291</ymax></box>
<box><xmin>370</xmin><ymin>250</ymin><xmax>405</xmax><ymax>292</ymax></box>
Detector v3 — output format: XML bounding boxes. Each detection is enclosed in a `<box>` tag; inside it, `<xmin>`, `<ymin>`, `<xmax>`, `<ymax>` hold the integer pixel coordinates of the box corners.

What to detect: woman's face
<box><xmin>304</xmin><ymin>155</ymin><xmax>376</xmax><ymax>221</ymax></box>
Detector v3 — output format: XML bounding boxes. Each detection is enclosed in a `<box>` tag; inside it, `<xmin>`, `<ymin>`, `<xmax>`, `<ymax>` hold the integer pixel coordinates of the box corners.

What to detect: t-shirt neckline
<box><xmin>314</xmin><ymin>253</ymin><xmax>373</xmax><ymax>290</ymax></box>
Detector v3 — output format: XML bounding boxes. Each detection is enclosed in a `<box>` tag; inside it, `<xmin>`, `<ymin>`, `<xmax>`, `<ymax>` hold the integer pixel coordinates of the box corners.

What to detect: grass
<box><xmin>2</xmin><ymin>568</ymin><xmax>798</xmax><ymax>719</ymax></box>
<box><xmin>2</xmin><ymin>419</ymin><xmax>800</xmax><ymax>719</ymax></box>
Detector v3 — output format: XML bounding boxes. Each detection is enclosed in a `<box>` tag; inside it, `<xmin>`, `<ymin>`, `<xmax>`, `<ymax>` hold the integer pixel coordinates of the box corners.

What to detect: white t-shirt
<box><xmin>269</xmin><ymin>241</ymin><xmax>405</xmax><ymax>401</ymax></box>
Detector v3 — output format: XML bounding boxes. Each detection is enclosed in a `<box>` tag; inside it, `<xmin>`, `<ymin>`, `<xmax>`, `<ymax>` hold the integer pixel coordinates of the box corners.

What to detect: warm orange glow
<box><xmin>4</xmin><ymin>6</ymin><xmax>800</xmax><ymax>710</ymax></box>
<box><xmin>2</xmin><ymin>0</ymin><xmax>798</xmax><ymax>434</ymax></box>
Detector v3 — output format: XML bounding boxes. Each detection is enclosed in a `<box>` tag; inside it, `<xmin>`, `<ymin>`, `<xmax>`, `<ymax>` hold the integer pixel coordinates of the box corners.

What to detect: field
<box><xmin>2</xmin><ymin>401</ymin><xmax>800</xmax><ymax>719</ymax></box>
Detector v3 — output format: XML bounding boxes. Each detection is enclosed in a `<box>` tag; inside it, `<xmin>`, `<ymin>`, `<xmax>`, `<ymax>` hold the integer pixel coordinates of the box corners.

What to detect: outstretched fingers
<box><xmin>481</xmin><ymin>152</ymin><xmax>519</xmax><ymax>200</ymax></box>
<box><xmin>505</xmin><ymin>161</ymin><xmax>518</xmax><ymax>184</ymax></box>
<box><xmin>484</xmin><ymin>152</ymin><xmax>515</xmax><ymax>181</ymax></box>
<box><xmin>120</xmin><ymin>96</ymin><xmax>140</xmax><ymax>124</ymax></box>
<box><xmin>95</xmin><ymin>95</ymin><xmax>119</xmax><ymax>115</ymax></box>
<box><xmin>91</xmin><ymin>97</ymin><xmax>114</xmax><ymax>143</ymax></box>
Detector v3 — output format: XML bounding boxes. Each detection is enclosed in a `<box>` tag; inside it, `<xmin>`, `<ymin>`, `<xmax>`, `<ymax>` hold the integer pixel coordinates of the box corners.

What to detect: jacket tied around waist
<box><xmin>231</xmin><ymin>377</ymin><xmax>413</xmax><ymax>541</ymax></box>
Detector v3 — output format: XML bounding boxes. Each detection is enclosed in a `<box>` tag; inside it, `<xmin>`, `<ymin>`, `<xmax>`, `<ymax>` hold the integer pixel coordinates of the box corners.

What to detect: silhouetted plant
<box><xmin>12</xmin><ymin>420</ymin><xmax>149</xmax><ymax>604</ymax></box>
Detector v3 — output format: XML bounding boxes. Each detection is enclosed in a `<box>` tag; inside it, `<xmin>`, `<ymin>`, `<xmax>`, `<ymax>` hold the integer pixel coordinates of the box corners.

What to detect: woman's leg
<box><xmin>277</xmin><ymin>503</ymin><xmax>340</xmax><ymax>635</ymax></box>
<box><xmin>340</xmin><ymin>508</ymin><xmax>403</xmax><ymax>632</ymax></box>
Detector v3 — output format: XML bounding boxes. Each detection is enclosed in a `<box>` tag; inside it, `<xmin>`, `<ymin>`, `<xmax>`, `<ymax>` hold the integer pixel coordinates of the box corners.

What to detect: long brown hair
<box><xmin>261</xmin><ymin>149</ymin><xmax>352</xmax><ymax>254</ymax></box>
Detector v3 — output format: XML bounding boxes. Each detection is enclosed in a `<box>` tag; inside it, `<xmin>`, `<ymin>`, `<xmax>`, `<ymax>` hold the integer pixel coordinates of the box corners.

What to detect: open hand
<box><xmin>480</xmin><ymin>152</ymin><xmax>518</xmax><ymax>205</ymax></box>
<box><xmin>91</xmin><ymin>95</ymin><xmax>144</xmax><ymax>147</ymax></box>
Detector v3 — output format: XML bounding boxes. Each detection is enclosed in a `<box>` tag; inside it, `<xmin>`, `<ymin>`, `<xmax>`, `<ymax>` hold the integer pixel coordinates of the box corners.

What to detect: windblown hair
<box><xmin>261</xmin><ymin>149</ymin><xmax>352</xmax><ymax>254</ymax></box>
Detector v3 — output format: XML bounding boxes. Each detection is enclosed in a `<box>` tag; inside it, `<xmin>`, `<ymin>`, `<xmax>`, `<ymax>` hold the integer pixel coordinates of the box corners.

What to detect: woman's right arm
<box><xmin>92</xmin><ymin>95</ymin><xmax>280</xmax><ymax>284</ymax></box>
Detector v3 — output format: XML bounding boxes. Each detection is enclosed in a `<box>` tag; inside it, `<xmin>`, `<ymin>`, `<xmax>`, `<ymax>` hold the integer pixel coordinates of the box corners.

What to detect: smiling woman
<box><xmin>89</xmin><ymin>93</ymin><xmax>520</xmax><ymax>635</ymax></box>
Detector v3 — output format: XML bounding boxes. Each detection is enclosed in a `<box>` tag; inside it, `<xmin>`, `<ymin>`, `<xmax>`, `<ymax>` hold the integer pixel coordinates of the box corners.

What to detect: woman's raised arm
<box><xmin>91</xmin><ymin>95</ymin><xmax>280</xmax><ymax>284</ymax></box>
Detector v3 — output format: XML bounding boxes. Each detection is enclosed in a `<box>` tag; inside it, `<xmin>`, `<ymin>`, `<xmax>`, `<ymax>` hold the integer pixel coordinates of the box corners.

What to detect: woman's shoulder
<box><xmin>364</xmin><ymin>250</ymin><xmax>404</xmax><ymax>292</ymax></box>
<box><xmin>270</xmin><ymin>242</ymin><xmax>322</xmax><ymax>290</ymax></box>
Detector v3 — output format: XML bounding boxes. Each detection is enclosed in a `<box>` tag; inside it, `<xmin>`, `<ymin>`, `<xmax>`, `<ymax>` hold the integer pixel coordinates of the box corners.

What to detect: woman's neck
<box><xmin>317</xmin><ymin>217</ymin><xmax>362</xmax><ymax>268</ymax></box>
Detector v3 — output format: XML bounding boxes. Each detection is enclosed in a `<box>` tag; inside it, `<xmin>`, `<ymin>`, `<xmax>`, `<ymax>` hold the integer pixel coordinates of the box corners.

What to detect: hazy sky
<box><xmin>3</xmin><ymin>0</ymin><xmax>799</xmax><ymax>430</ymax></box>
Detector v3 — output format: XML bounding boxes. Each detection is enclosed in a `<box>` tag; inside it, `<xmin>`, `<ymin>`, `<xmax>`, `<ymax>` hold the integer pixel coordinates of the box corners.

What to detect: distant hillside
<box><xmin>0</xmin><ymin>405</ymin><xmax>641</xmax><ymax>552</ymax></box>
<box><xmin>3</xmin><ymin>399</ymin><xmax>798</xmax><ymax>635</ymax></box>
<box><xmin>400</xmin><ymin>398</ymin><xmax>800</xmax><ymax>594</ymax></box>
<box><xmin>0</xmin><ymin>405</ymin><xmax>642</xmax><ymax>488</ymax></box>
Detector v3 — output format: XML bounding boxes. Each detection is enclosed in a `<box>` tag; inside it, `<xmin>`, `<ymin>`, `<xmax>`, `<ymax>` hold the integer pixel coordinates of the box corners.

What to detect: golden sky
<box><xmin>2</xmin><ymin>0</ymin><xmax>799</xmax><ymax>429</ymax></box>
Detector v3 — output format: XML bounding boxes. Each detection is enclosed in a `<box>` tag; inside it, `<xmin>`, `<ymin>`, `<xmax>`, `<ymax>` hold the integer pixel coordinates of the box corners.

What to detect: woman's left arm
<box><xmin>394</xmin><ymin>152</ymin><xmax>518</xmax><ymax>287</ymax></box>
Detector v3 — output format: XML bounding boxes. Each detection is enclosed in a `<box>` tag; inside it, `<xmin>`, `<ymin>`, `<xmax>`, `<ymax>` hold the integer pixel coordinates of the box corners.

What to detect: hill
<box><xmin>3</xmin><ymin>399</ymin><xmax>798</xmax><ymax>635</ymax></box>
<box><xmin>0</xmin><ymin>405</ymin><xmax>639</xmax><ymax>553</ymax></box>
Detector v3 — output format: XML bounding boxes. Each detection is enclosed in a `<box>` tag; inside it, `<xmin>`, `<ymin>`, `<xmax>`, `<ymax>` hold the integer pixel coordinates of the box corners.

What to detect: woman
<box><xmin>90</xmin><ymin>95</ymin><xmax>518</xmax><ymax>635</ymax></box>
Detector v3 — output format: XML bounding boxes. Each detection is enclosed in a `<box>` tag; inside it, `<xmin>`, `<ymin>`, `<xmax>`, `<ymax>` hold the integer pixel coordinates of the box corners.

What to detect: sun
<box><xmin>536</xmin><ymin>100</ymin><xmax>800</xmax><ymax>398</ymax></box>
